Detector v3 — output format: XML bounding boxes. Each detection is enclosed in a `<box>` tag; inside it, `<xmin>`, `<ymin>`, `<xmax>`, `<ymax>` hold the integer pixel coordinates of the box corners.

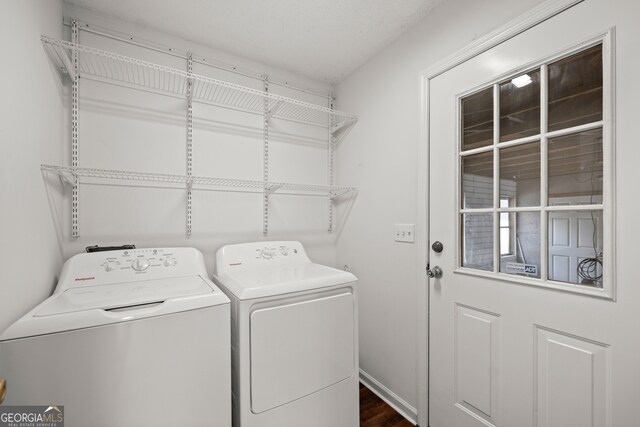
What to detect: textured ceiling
<box><xmin>63</xmin><ymin>0</ymin><xmax>444</xmax><ymax>84</ymax></box>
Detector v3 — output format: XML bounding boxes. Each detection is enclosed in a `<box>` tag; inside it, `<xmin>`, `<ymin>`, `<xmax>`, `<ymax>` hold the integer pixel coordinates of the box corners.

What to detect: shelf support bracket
<box><xmin>263</xmin><ymin>76</ymin><xmax>270</xmax><ymax>235</ymax></box>
<box><xmin>330</xmin><ymin>188</ymin><xmax>355</xmax><ymax>199</ymax></box>
<box><xmin>71</xmin><ymin>19</ymin><xmax>80</xmax><ymax>238</ymax></box>
<box><xmin>47</xmin><ymin>166</ymin><xmax>77</xmax><ymax>187</ymax></box>
<box><xmin>59</xmin><ymin>47</ymin><xmax>77</xmax><ymax>82</ymax></box>
<box><xmin>330</xmin><ymin>117</ymin><xmax>357</xmax><ymax>138</ymax></box>
<box><xmin>266</xmin><ymin>100</ymin><xmax>284</xmax><ymax>122</ymax></box>
<box><xmin>264</xmin><ymin>183</ymin><xmax>283</xmax><ymax>197</ymax></box>
<box><xmin>186</xmin><ymin>53</ymin><xmax>194</xmax><ymax>236</ymax></box>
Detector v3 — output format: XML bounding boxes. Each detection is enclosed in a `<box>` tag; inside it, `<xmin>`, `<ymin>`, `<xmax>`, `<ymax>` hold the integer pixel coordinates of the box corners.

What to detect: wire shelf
<box><xmin>42</xmin><ymin>36</ymin><xmax>357</xmax><ymax>132</ymax></box>
<box><xmin>42</xmin><ymin>165</ymin><xmax>357</xmax><ymax>199</ymax></box>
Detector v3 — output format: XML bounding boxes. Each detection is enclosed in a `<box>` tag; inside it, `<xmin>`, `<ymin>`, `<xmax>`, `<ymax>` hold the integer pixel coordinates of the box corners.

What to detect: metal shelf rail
<box><xmin>42</xmin><ymin>36</ymin><xmax>357</xmax><ymax>133</ymax></box>
<box><xmin>42</xmin><ymin>164</ymin><xmax>357</xmax><ymax>199</ymax></box>
<box><xmin>42</xmin><ymin>22</ymin><xmax>357</xmax><ymax>236</ymax></box>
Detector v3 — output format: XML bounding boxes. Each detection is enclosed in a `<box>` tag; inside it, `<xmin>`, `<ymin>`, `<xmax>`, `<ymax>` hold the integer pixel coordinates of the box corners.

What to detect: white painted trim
<box><xmin>415</xmin><ymin>1</ymin><xmax>585</xmax><ymax>426</ymax></box>
<box><xmin>421</xmin><ymin>0</ymin><xmax>583</xmax><ymax>80</ymax></box>
<box><xmin>602</xmin><ymin>26</ymin><xmax>617</xmax><ymax>302</ymax></box>
<box><xmin>359</xmin><ymin>369</ymin><xmax>417</xmax><ymax>425</ymax></box>
<box><xmin>415</xmin><ymin>64</ymin><xmax>430</xmax><ymax>427</ymax></box>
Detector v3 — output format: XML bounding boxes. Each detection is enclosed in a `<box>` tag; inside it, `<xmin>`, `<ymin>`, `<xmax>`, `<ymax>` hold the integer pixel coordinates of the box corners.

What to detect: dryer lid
<box><xmin>214</xmin><ymin>263</ymin><xmax>356</xmax><ymax>300</ymax></box>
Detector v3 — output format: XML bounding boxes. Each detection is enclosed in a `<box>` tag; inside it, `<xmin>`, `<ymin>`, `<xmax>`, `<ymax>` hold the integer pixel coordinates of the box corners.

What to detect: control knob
<box><xmin>260</xmin><ymin>248</ymin><xmax>274</xmax><ymax>259</ymax></box>
<box><xmin>132</xmin><ymin>257</ymin><xmax>150</xmax><ymax>271</ymax></box>
<box><xmin>105</xmin><ymin>262</ymin><xmax>117</xmax><ymax>272</ymax></box>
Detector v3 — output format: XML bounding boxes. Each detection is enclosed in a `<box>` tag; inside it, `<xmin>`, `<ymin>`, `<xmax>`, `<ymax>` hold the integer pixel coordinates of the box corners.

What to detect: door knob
<box><xmin>427</xmin><ymin>266</ymin><xmax>443</xmax><ymax>279</ymax></box>
<box><xmin>431</xmin><ymin>241</ymin><xmax>444</xmax><ymax>253</ymax></box>
<box><xmin>0</xmin><ymin>378</ymin><xmax>6</xmax><ymax>405</ymax></box>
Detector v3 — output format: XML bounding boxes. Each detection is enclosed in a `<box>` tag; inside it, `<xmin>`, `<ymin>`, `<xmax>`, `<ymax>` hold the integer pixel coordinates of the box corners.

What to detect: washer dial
<box><xmin>132</xmin><ymin>258</ymin><xmax>150</xmax><ymax>271</ymax></box>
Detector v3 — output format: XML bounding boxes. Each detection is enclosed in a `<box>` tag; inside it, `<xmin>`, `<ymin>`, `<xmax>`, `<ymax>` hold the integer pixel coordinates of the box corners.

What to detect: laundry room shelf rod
<box><xmin>41</xmin><ymin>165</ymin><xmax>356</xmax><ymax>199</ymax></box>
<box><xmin>41</xmin><ymin>36</ymin><xmax>357</xmax><ymax>133</ymax></box>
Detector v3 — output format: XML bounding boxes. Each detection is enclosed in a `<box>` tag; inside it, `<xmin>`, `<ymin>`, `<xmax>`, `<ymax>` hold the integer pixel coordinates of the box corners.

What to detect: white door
<box><xmin>428</xmin><ymin>1</ymin><xmax>640</xmax><ymax>426</ymax></box>
<box><xmin>548</xmin><ymin>209</ymin><xmax>603</xmax><ymax>284</ymax></box>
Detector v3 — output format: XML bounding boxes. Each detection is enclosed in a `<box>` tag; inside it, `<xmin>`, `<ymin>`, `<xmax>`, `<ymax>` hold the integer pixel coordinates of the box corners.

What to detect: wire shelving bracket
<box><xmin>42</xmin><ymin>165</ymin><xmax>357</xmax><ymax>198</ymax></box>
<box><xmin>263</xmin><ymin>76</ymin><xmax>270</xmax><ymax>235</ymax></box>
<box><xmin>71</xmin><ymin>20</ymin><xmax>79</xmax><ymax>238</ymax></box>
<box><xmin>186</xmin><ymin>53</ymin><xmax>193</xmax><ymax>236</ymax></box>
<box><xmin>41</xmin><ymin>36</ymin><xmax>358</xmax><ymax>132</ymax></box>
<box><xmin>42</xmin><ymin>30</ymin><xmax>358</xmax><ymax>236</ymax></box>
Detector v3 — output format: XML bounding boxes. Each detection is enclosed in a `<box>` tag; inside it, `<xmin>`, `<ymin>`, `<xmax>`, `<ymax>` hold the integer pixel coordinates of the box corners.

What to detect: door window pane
<box><xmin>462</xmin><ymin>213</ymin><xmax>494</xmax><ymax>271</ymax></box>
<box><xmin>500</xmin><ymin>212</ymin><xmax>541</xmax><ymax>278</ymax></box>
<box><xmin>548</xmin><ymin>44</ymin><xmax>603</xmax><ymax>132</ymax></box>
<box><xmin>462</xmin><ymin>151</ymin><xmax>493</xmax><ymax>209</ymax></box>
<box><xmin>461</xmin><ymin>87</ymin><xmax>494</xmax><ymax>151</ymax></box>
<box><xmin>500</xmin><ymin>70</ymin><xmax>541</xmax><ymax>141</ymax></box>
<box><xmin>548</xmin><ymin>129</ymin><xmax>603</xmax><ymax>206</ymax></box>
<box><xmin>457</xmin><ymin>41</ymin><xmax>607</xmax><ymax>292</ymax></box>
<box><xmin>500</xmin><ymin>212</ymin><xmax>513</xmax><ymax>255</ymax></box>
<box><xmin>499</xmin><ymin>198</ymin><xmax>514</xmax><ymax>256</ymax></box>
<box><xmin>548</xmin><ymin>210</ymin><xmax>603</xmax><ymax>287</ymax></box>
<box><xmin>500</xmin><ymin>226</ymin><xmax>511</xmax><ymax>254</ymax></box>
<box><xmin>499</xmin><ymin>142</ymin><xmax>540</xmax><ymax>207</ymax></box>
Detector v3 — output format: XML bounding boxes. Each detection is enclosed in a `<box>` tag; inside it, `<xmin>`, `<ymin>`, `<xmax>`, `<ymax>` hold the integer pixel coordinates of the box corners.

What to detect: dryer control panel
<box><xmin>256</xmin><ymin>244</ymin><xmax>299</xmax><ymax>260</ymax></box>
<box><xmin>215</xmin><ymin>241</ymin><xmax>311</xmax><ymax>276</ymax></box>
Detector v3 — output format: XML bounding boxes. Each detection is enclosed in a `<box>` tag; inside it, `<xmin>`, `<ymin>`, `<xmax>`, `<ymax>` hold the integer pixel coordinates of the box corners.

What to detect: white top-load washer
<box><xmin>0</xmin><ymin>247</ymin><xmax>231</xmax><ymax>427</ymax></box>
<box><xmin>213</xmin><ymin>241</ymin><xmax>359</xmax><ymax>427</ymax></box>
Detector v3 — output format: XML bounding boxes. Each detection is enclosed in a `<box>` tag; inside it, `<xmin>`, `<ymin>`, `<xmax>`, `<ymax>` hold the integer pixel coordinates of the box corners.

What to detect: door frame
<box><xmin>415</xmin><ymin>1</ymin><xmax>584</xmax><ymax>425</ymax></box>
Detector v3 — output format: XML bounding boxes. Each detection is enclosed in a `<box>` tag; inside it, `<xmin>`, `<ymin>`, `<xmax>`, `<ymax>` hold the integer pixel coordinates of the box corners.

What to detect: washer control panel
<box><xmin>59</xmin><ymin>247</ymin><xmax>205</xmax><ymax>291</ymax></box>
<box><xmin>99</xmin><ymin>248</ymin><xmax>179</xmax><ymax>273</ymax></box>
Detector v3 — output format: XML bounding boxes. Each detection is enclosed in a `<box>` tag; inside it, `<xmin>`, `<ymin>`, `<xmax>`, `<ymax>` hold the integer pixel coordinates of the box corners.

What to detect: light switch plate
<box><xmin>395</xmin><ymin>223</ymin><xmax>415</xmax><ymax>243</ymax></box>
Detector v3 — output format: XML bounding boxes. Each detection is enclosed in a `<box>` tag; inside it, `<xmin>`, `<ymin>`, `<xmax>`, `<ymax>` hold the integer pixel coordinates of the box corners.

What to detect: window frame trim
<box><xmin>454</xmin><ymin>29</ymin><xmax>615</xmax><ymax>299</ymax></box>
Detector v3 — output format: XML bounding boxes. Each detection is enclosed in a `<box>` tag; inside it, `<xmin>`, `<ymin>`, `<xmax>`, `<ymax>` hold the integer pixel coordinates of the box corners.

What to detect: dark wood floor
<box><xmin>360</xmin><ymin>383</ymin><xmax>415</xmax><ymax>427</ymax></box>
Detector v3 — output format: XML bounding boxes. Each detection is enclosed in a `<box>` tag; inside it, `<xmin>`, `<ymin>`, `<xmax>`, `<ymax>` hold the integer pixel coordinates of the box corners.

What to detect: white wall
<box><xmin>53</xmin><ymin>5</ymin><xmax>340</xmax><ymax>275</ymax></box>
<box><xmin>0</xmin><ymin>1</ymin><xmax>65</xmax><ymax>332</ymax></box>
<box><xmin>334</xmin><ymin>0</ymin><xmax>546</xmax><ymax>416</ymax></box>
<box><xmin>0</xmin><ymin>0</ymin><xmax>557</xmax><ymax>412</ymax></box>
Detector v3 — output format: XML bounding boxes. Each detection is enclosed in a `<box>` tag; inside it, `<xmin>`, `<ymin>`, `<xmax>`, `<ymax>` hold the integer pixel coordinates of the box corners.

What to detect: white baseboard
<box><xmin>359</xmin><ymin>369</ymin><xmax>418</xmax><ymax>425</ymax></box>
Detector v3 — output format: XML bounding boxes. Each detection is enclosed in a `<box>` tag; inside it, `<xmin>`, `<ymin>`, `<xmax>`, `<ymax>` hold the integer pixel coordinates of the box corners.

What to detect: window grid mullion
<box><xmin>460</xmin><ymin>121</ymin><xmax>604</xmax><ymax>157</ymax></box>
<box><xmin>493</xmin><ymin>83</ymin><xmax>500</xmax><ymax>273</ymax></box>
<box><xmin>540</xmin><ymin>64</ymin><xmax>549</xmax><ymax>281</ymax></box>
<box><xmin>543</xmin><ymin>205</ymin><xmax>603</xmax><ymax>212</ymax></box>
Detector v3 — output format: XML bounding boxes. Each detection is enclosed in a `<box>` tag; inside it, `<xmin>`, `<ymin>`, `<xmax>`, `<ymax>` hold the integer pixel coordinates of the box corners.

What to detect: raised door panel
<box><xmin>551</xmin><ymin>255</ymin><xmax>571</xmax><ymax>282</ymax></box>
<box><xmin>535</xmin><ymin>327</ymin><xmax>609</xmax><ymax>427</ymax></box>
<box><xmin>551</xmin><ymin>217</ymin><xmax>570</xmax><ymax>247</ymax></box>
<box><xmin>454</xmin><ymin>305</ymin><xmax>500</xmax><ymax>426</ymax></box>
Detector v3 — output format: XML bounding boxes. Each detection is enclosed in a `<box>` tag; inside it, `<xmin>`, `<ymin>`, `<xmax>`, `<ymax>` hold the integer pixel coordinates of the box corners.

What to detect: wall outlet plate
<box><xmin>395</xmin><ymin>224</ymin><xmax>415</xmax><ymax>243</ymax></box>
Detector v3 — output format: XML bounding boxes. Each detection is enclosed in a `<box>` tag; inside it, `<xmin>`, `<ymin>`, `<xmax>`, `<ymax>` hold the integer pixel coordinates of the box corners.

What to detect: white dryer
<box><xmin>213</xmin><ymin>241</ymin><xmax>359</xmax><ymax>427</ymax></box>
<box><xmin>0</xmin><ymin>247</ymin><xmax>231</xmax><ymax>427</ymax></box>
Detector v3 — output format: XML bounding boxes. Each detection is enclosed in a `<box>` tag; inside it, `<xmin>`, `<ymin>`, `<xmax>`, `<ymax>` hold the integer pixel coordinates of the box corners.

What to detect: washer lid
<box><xmin>0</xmin><ymin>276</ymin><xmax>229</xmax><ymax>341</ymax></box>
<box><xmin>214</xmin><ymin>263</ymin><xmax>356</xmax><ymax>300</ymax></box>
<box><xmin>35</xmin><ymin>275</ymin><xmax>212</xmax><ymax>316</ymax></box>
